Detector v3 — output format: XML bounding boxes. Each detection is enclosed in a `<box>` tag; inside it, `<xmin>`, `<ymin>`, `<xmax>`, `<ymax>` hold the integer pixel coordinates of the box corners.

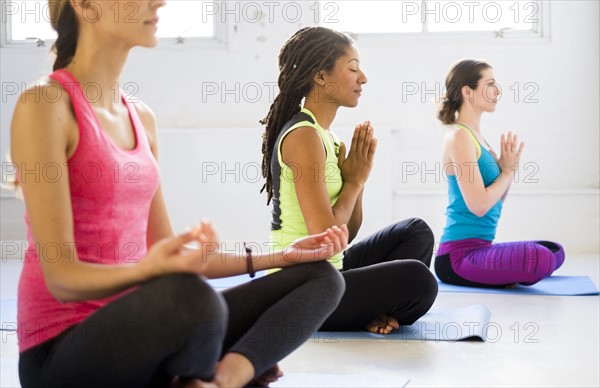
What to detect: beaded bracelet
<box><xmin>243</xmin><ymin>242</ymin><xmax>255</xmax><ymax>278</ymax></box>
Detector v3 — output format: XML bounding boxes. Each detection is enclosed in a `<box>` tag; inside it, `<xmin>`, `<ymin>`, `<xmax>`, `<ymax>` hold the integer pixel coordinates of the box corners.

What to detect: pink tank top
<box><xmin>17</xmin><ymin>69</ymin><xmax>160</xmax><ymax>352</ymax></box>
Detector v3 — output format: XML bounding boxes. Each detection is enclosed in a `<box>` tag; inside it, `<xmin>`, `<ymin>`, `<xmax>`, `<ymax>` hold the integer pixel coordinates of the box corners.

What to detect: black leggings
<box><xmin>19</xmin><ymin>262</ymin><xmax>344</xmax><ymax>388</ymax></box>
<box><xmin>320</xmin><ymin>218</ymin><xmax>439</xmax><ymax>331</ymax></box>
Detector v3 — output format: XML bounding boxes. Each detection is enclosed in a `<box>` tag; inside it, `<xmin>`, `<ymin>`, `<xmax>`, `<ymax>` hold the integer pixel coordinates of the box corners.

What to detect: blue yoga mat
<box><xmin>206</xmin><ymin>271</ymin><xmax>265</xmax><ymax>289</ymax></box>
<box><xmin>2</xmin><ymin>299</ymin><xmax>491</xmax><ymax>341</ymax></box>
<box><xmin>437</xmin><ymin>276</ymin><xmax>599</xmax><ymax>296</ymax></box>
<box><xmin>209</xmin><ymin>274</ymin><xmax>600</xmax><ymax>296</ymax></box>
<box><xmin>317</xmin><ymin>304</ymin><xmax>491</xmax><ymax>342</ymax></box>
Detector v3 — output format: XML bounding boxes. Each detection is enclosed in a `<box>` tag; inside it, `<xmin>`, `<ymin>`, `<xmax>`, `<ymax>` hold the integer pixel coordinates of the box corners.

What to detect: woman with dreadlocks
<box><xmin>260</xmin><ymin>27</ymin><xmax>438</xmax><ymax>334</ymax></box>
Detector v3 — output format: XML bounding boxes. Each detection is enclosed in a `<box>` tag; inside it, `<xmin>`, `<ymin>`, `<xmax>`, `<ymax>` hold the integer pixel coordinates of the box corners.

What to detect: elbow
<box><xmin>466</xmin><ymin>204</ymin><xmax>489</xmax><ymax>218</ymax></box>
<box><xmin>45</xmin><ymin>277</ymin><xmax>79</xmax><ymax>304</ymax></box>
<box><xmin>48</xmin><ymin>287</ymin><xmax>72</xmax><ymax>304</ymax></box>
<box><xmin>306</xmin><ymin>222</ymin><xmax>332</xmax><ymax>235</ymax></box>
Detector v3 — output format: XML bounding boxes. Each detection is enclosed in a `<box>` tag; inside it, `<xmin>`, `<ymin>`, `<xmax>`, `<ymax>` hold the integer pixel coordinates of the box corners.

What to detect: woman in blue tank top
<box><xmin>435</xmin><ymin>59</ymin><xmax>565</xmax><ymax>287</ymax></box>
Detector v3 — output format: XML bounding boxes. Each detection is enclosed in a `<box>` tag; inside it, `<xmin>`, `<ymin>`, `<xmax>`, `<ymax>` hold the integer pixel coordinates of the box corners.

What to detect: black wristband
<box><xmin>243</xmin><ymin>242</ymin><xmax>255</xmax><ymax>278</ymax></box>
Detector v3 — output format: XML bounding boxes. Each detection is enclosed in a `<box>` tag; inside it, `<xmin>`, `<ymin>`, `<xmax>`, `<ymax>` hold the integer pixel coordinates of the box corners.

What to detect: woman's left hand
<box><xmin>283</xmin><ymin>225</ymin><xmax>349</xmax><ymax>264</ymax></box>
<box><xmin>189</xmin><ymin>219</ymin><xmax>222</xmax><ymax>253</ymax></box>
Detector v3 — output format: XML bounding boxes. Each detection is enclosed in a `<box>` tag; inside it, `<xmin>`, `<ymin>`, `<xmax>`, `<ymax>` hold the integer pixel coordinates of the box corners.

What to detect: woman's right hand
<box><xmin>338</xmin><ymin>121</ymin><xmax>377</xmax><ymax>186</ymax></box>
<box><xmin>139</xmin><ymin>227</ymin><xmax>211</xmax><ymax>280</ymax></box>
<box><xmin>283</xmin><ymin>225</ymin><xmax>349</xmax><ymax>265</ymax></box>
<box><xmin>496</xmin><ymin>132</ymin><xmax>524</xmax><ymax>176</ymax></box>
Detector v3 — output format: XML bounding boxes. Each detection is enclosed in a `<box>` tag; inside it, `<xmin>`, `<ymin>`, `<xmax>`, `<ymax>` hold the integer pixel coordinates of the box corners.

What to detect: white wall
<box><xmin>1</xmin><ymin>1</ymin><xmax>598</xmax><ymax>256</ymax></box>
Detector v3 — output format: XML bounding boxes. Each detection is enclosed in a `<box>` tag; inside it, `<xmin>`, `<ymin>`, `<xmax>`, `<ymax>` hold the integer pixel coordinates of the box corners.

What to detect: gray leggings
<box><xmin>19</xmin><ymin>262</ymin><xmax>345</xmax><ymax>388</ymax></box>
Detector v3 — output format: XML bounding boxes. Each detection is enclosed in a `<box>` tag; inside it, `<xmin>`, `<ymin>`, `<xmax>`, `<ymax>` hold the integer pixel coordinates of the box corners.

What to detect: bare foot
<box><xmin>250</xmin><ymin>364</ymin><xmax>284</xmax><ymax>387</ymax></box>
<box><xmin>366</xmin><ymin>314</ymin><xmax>400</xmax><ymax>334</ymax></box>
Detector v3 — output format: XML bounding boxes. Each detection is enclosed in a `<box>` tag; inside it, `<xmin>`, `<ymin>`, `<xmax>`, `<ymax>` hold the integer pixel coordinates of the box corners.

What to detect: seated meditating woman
<box><xmin>434</xmin><ymin>59</ymin><xmax>565</xmax><ymax>287</ymax></box>
<box><xmin>260</xmin><ymin>27</ymin><xmax>438</xmax><ymax>334</ymax></box>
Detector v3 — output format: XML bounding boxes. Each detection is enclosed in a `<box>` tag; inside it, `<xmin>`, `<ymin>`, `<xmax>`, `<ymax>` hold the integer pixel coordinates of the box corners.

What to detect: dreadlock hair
<box><xmin>438</xmin><ymin>59</ymin><xmax>492</xmax><ymax>125</ymax></box>
<box><xmin>260</xmin><ymin>26</ymin><xmax>353</xmax><ymax>205</ymax></box>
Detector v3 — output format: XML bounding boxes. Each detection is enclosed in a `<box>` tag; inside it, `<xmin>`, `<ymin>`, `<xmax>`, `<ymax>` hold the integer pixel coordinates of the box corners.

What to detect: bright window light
<box><xmin>7</xmin><ymin>0</ymin><xmax>214</xmax><ymax>42</ymax></box>
<box><xmin>318</xmin><ymin>0</ymin><xmax>539</xmax><ymax>34</ymax></box>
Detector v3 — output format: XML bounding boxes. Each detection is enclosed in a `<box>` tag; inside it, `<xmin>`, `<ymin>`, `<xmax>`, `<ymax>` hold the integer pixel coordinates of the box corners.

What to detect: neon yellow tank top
<box><xmin>270</xmin><ymin>107</ymin><xmax>344</xmax><ymax>269</ymax></box>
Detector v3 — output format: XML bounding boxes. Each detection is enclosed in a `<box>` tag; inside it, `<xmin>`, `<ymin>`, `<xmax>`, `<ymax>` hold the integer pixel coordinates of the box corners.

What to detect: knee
<box><xmin>148</xmin><ymin>274</ymin><xmax>228</xmax><ymax>327</ymax></box>
<box><xmin>407</xmin><ymin>218</ymin><xmax>435</xmax><ymax>246</ymax></box>
<box><xmin>306</xmin><ymin>261</ymin><xmax>346</xmax><ymax>305</ymax></box>
<box><xmin>528</xmin><ymin>242</ymin><xmax>565</xmax><ymax>275</ymax></box>
<box><xmin>536</xmin><ymin>241</ymin><xmax>566</xmax><ymax>270</ymax></box>
<box><xmin>403</xmin><ymin>218</ymin><xmax>435</xmax><ymax>266</ymax></box>
<box><xmin>403</xmin><ymin>260</ymin><xmax>439</xmax><ymax>306</ymax></box>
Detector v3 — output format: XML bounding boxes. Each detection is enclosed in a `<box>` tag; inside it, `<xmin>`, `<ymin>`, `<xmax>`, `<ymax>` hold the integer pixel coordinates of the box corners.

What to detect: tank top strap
<box><xmin>49</xmin><ymin>69</ymin><xmax>99</xmax><ymax>136</ymax></box>
<box><xmin>453</xmin><ymin>123</ymin><xmax>482</xmax><ymax>159</ymax></box>
<box><xmin>299</xmin><ymin>107</ymin><xmax>339</xmax><ymax>159</ymax></box>
<box><xmin>121</xmin><ymin>94</ymin><xmax>151</xmax><ymax>151</ymax></box>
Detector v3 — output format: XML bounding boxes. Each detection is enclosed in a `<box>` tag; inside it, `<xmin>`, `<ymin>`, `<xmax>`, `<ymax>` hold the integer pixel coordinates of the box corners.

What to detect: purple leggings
<box><xmin>435</xmin><ymin>239</ymin><xmax>565</xmax><ymax>286</ymax></box>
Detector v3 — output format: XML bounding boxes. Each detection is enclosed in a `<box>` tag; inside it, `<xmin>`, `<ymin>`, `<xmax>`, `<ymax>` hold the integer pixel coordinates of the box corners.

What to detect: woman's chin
<box><xmin>137</xmin><ymin>37</ymin><xmax>160</xmax><ymax>49</ymax></box>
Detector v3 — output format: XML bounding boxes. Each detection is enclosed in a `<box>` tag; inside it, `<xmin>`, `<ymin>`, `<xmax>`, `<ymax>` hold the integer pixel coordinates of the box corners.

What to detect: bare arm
<box><xmin>193</xmin><ymin>222</ymin><xmax>349</xmax><ymax>279</ymax></box>
<box><xmin>500</xmin><ymin>181</ymin><xmax>512</xmax><ymax>203</ymax></box>
<box><xmin>445</xmin><ymin>129</ymin><xmax>523</xmax><ymax>217</ymax></box>
<box><xmin>281</xmin><ymin>123</ymin><xmax>376</xmax><ymax>237</ymax></box>
<box><xmin>346</xmin><ymin>189</ymin><xmax>364</xmax><ymax>242</ymax></box>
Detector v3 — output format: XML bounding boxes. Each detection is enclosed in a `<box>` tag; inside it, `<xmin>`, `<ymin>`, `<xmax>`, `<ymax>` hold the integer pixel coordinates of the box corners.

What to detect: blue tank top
<box><xmin>440</xmin><ymin>125</ymin><xmax>503</xmax><ymax>242</ymax></box>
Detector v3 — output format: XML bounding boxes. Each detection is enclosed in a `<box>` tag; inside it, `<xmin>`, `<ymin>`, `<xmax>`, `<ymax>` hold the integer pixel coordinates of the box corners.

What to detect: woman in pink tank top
<box><xmin>11</xmin><ymin>1</ymin><xmax>346</xmax><ymax>387</ymax></box>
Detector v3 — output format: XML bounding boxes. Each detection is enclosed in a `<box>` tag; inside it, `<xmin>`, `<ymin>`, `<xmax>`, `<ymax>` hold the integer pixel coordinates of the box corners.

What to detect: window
<box><xmin>3</xmin><ymin>0</ymin><xmax>214</xmax><ymax>43</ymax></box>
<box><xmin>150</xmin><ymin>1</ymin><xmax>214</xmax><ymax>39</ymax></box>
<box><xmin>317</xmin><ymin>0</ymin><xmax>542</xmax><ymax>35</ymax></box>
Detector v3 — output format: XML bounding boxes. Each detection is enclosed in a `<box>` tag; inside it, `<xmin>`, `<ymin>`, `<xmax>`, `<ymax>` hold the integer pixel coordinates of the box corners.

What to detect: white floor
<box><xmin>1</xmin><ymin>254</ymin><xmax>599</xmax><ymax>388</ymax></box>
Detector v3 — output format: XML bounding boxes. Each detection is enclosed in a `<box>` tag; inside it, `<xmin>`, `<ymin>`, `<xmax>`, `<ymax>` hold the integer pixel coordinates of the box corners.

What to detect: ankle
<box><xmin>214</xmin><ymin>353</ymin><xmax>255</xmax><ymax>387</ymax></box>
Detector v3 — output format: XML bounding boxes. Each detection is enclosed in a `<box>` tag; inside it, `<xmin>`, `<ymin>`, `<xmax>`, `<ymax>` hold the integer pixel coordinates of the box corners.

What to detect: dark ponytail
<box><xmin>437</xmin><ymin>59</ymin><xmax>492</xmax><ymax>125</ymax></box>
<box><xmin>260</xmin><ymin>27</ymin><xmax>352</xmax><ymax>204</ymax></box>
<box><xmin>49</xmin><ymin>0</ymin><xmax>79</xmax><ymax>70</ymax></box>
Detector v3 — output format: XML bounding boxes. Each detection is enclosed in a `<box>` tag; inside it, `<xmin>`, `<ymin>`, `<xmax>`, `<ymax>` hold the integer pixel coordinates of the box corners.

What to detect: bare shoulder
<box><xmin>14</xmin><ymin>77</ymin><xmax>73</xmax><ymax>118</ymax></box>
<box><xmin>281</xmin><ymin>125</ymin><xmax>325</xmax><ymax>162</ymax></box>
<box><xmin>444</xmin><ymin>124</ymin><xmax>468</xmax><ymax>143</ymax></box>
<box><xmin>282</xmin><ymin>125</ymin><xmax>322</xmax><ymax>147</ymax></box>
<box><xmin>443</xmin><ymin>124</ymin><xmax>479</xmax><ymax>163</ymax></box>
<box><xmin>11</xmin><ymin>77</ymin><xmax>75</xmax><ymax>143</ymax></box>
<box><xmin>444</xmin><ymin>124</ymin><xmax>476</xmax><ymax>149</ymax></box>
